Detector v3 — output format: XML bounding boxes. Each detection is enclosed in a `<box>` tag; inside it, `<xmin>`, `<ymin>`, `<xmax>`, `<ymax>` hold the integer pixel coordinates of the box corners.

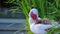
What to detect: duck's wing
<box><xmin>35</xmin><ymin>24</ymin><xmax>53</xmax><ymax>30</ymax></box>
<box><xmin>31</xmin><ymin>24</ymin><xmax>53</xmax><ymax>34</ymax></box>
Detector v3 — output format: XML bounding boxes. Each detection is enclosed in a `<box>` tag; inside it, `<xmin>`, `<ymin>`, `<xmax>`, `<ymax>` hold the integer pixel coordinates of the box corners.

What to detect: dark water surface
<box><xmin>0</xmin><ymin>19</ymin><xmax>27</xmax><ymax>34</ymax></box>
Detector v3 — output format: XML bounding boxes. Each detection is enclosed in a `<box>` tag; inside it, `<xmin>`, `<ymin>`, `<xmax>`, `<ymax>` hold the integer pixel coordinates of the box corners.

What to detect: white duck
<box><xmin>29</xmin><ymin>8</ymin><xmax>54</xmax><ymax>34</ymax></box>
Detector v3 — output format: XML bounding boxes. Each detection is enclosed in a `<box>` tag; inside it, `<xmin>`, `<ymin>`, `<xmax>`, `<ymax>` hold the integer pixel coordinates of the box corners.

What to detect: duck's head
<box><xmin>29</xmin><ymin>8</ymin><xmax>38</xmax><ymax>22</ymax></box>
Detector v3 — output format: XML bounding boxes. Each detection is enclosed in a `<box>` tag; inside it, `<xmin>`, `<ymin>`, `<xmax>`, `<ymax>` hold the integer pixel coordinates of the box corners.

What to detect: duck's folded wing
<box><xmin>36</xmin><ymin>24</ymin><xmax>53</xmax><ymax>30</ymax></box>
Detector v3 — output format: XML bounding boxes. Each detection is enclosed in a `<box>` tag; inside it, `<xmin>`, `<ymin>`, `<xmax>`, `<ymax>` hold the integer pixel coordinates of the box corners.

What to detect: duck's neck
<box><xmin>29</xmin><ymin>17</ymin><xmax>35</xmax><ymax>25</ymax></box>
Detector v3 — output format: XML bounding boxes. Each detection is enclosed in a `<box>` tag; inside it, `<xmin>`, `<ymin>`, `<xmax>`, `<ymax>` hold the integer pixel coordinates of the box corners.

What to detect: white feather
<box><xmin>29</xmin><ymin>17</ymin><xmax>53</xmax><ymax>34</ymax></box>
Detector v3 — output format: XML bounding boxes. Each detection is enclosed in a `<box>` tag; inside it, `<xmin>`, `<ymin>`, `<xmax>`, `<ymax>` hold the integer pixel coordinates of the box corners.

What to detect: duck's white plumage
<box><xmin>29</xmin><ymin>8</ymin><xmax>54</xmax><ymax>34</ymax></box>
<box><xmin>29</xmin><ymin>17</ymin><xmax>53</xmax><ymax>34</ymax></box>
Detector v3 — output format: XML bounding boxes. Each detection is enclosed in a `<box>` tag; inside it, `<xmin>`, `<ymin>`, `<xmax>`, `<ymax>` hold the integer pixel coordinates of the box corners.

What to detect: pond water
<box><xmin>0</xmin><ymin>23</ymin><xmax>27</xmax><ymax>34</ymax></box>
